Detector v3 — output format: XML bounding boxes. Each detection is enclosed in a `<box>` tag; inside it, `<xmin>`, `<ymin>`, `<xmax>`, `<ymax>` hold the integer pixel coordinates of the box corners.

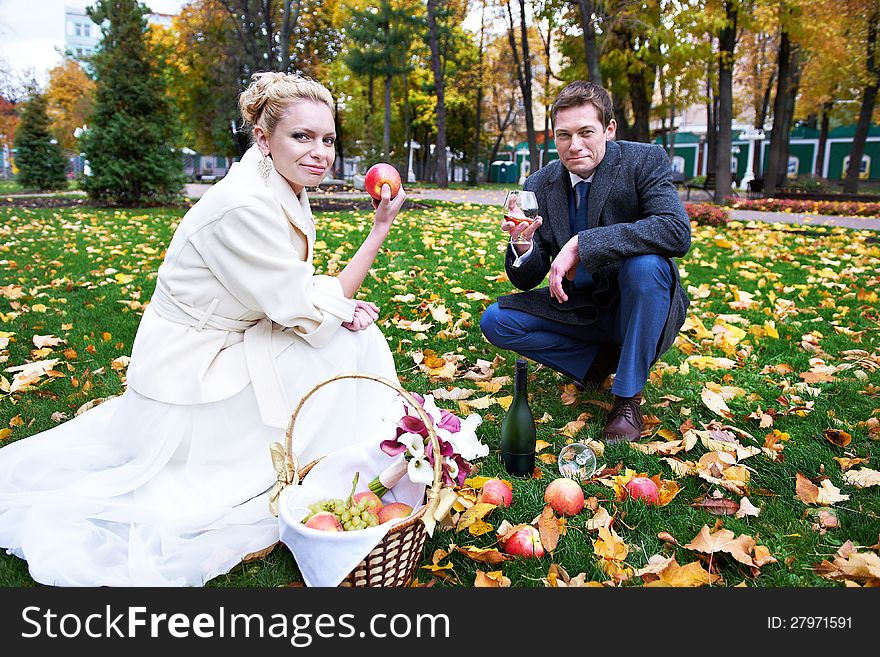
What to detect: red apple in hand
<box><xmin>544</xmin><ymin>477</ymin><xmax>585</xmax><ymax>517</ymax></box>
<box><xmin>364</xmin><ymin>163</ymin><xmax>401</xmax><ymax>200</ymax></box>
<box><xmin>480</xmin><ymin>478</ymin><xmax>513</xmax><ymax>507</ymax></box>
<box><xmin>303</xmin><ymin>511</ymin><xmax>342</xmax><ymax>531</ymax></box>
<box><xmin>624</xmin><ymin>476</ymin><xmax>660</xmax><ymax>505</ymax></box>
<box><xmin>501</xmin><ymin>525</ymin><xmax>545</xmax><ymax>558</ymax></box>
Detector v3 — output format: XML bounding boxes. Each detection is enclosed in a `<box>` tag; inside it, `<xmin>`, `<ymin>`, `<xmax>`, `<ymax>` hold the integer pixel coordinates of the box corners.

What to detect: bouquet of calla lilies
<box><xmin>368</xmin><ymin>393</ymin><xmax>488</xmax><ymax>497</ymax></box>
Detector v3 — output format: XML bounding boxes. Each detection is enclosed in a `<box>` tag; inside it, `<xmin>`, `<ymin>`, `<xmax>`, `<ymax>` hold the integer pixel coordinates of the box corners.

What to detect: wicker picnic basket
<box><xmin>272</xmin><ymin>372</ymin><xmax>443</xmax><ymax>587</ymax></box>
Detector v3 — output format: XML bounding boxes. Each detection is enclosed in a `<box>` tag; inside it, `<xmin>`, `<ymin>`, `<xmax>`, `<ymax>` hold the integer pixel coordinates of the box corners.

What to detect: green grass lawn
<box><xmin>1</xmin><ymin>201</ymin><xmax>878</xmax><ymax>588</ymax></box>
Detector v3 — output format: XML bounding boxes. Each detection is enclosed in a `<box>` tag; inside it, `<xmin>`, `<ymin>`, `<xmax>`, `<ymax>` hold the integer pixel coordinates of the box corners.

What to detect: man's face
<box><xmin>553</xmin><ymin>103</ymin><xmax>616</xmax><ymax>179</ymax></box>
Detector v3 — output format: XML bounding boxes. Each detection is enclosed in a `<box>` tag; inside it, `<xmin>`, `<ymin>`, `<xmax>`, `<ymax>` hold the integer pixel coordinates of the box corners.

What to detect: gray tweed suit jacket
<box><xmin>497</xmin><ymin>139</ymin><xmax>692</xmax><ymax>362</ymax></box>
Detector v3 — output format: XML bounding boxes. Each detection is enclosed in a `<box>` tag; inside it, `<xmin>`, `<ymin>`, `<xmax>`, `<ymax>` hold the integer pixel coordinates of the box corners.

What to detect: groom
<box><xmin>480</xmin><ymin>80</ymin><xmax>691</xmax><ymax>444</ymax></box>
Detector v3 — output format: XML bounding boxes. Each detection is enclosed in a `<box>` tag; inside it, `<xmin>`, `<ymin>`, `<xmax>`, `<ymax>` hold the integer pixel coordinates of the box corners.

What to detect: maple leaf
<box><xmin>814</xmin><ymin>541</ymin><xmax>880</xmax><ymax>585</ymax></box>
<box><xmin>735</xmin><ymin>496</ymin><xmax>761</xmax><ymax>518</ymax></box>
<box><xmin>592</xmin><ymin>525</ymin><xmax>629</xmax><ymax>562</ymax></box>
<box><xmin>636</xmin><ymin>555</ymin><xmax>722</xmax><ymax>587</ymax></box>
<box><xmin>32</xmin><ymin>334</ymin><xmax>65</xmax><ymax>348</ymax></box>
<box><xmin>474</xmin><ymin>570</ymin><xmax>510</xmax><ymax>587</ymax></box>
<box><xmin>683</xmin><ymin>525</ymin><xmax>757</xmax><ymax>567</ymax></box>
<box><xmin>691</xmin><ymin>496</ymin><xmax>740</xmax><ymax>515</ymax></box>
<box><xmin>455</xmin><ymin>545</ymin><xmax>508</xmax><ymax>565</ymax></box>
<box><xmin>456</xmin><ymin>503</ymin><xmax>496</xmax><ymax>534</ymax></box>
<box><xmin>842</xmin><ymin>467</ymin><xmax>880</xmax><ymax>488</ymax></box>
<box><xmin>701</xmin><ymin>386</ymin><xmax>733</xmax><ymax>418</ymax></box>
<box><xmin>823</xmin><ymin>428</ymin><xmax>853</xmax><ymax>447</ymax></box>
<box><xmin>537</xmin><ymin>505</ymin><xmax>561</xmax><ymax>553</ymax></box>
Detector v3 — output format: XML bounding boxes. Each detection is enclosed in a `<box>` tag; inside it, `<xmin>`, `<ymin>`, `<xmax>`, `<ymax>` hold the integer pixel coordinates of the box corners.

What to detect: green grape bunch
<box><xmin>301</xmin><ymin>472</ymin><xmax>381</xmax><ymax>531</ymax></box>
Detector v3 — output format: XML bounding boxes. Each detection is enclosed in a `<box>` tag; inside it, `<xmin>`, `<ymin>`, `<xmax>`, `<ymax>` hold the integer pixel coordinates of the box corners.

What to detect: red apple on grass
<box><xmin>624</xmin><ymin>476</ymin><xmax>660</xmax><ymax>505</ymax></box>
<box><xmin>303</xmin><ymin>511</ymin><xmax>342</xmax><ymax>531</ymax></box>
<box><xmin>377</xmin><ymin>502</ymin><xmax>413</xmax><ymax>523</ymax></box>
<box><xmin>480</xmin><ymin>478</ymin><xmax>513</xmax><ymax>507</ymax></box>
<box><xmin>544</xmin><ymin>477</ymin><xmax>585</xmax><ymax>517</ymax></box>
<box><xmin>364</xmin><ymin>163</ymin><xmax>401</xmax><ymax>200</ymax></box>
<box><xmin>501</xmin><ymin>525</ymin><xmax>545</xmax><ymax>558</ymax></box>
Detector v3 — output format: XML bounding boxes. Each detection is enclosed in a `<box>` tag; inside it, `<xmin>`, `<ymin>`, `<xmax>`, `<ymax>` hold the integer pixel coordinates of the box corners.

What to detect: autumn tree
<box><xmin>13</xmin><ymin>92</ymin><xmax>68</xmax><ymax>190</ymax></box>
<box><xmin>426</xmin><ymin>0</ymin><xmax>450</xmax><ymax>186</ymax></box>
<box><xmin>82</xmin><ymin>0</ymin><xmax>184</xmax><ymax>205</ymax></box>
<box><xmin>45</xmin><ymin>59</ymin><xmax>95</xmax><ymax>151</ymax></box>
<box><xmin>345</xmin><ymin>1</ymin><xmax>418</xmax><ymax>161</ymax></box>
<box><xmin>843</xmin><ymin>0</ymin><xmax>880</xmax><ymax>193</ymax></box>
<box><xmin>503</xmin><ymin>0</ymin><xmax>540</xmax><ymax>172</ymax></box>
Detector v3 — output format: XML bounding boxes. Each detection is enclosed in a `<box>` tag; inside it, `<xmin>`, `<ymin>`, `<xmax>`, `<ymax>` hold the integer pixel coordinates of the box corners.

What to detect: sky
<box><xmin>0</xmin><ymin>0</ymin><xmax>189</xmax><ymax>84</ymax></box>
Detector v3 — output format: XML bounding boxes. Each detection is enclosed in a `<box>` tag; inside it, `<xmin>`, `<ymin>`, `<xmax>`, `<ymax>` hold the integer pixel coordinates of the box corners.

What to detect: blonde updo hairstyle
<box><xmin>238</xmin><ymin>72</ymin><xmax>335</xmax><ymax>141</ymax></box>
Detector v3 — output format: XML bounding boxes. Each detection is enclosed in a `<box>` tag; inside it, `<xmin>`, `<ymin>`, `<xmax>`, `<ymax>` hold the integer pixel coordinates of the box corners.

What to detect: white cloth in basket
<box><xmin>278</xmin><ymin>441</ymin><xmax>426</xmax><ymax>587</ymax></box>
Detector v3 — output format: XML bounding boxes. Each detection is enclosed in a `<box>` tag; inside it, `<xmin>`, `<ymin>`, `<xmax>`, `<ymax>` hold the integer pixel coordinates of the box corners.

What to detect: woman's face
<box><xmin>254</xmin><ymin>100</ymin><xmax>336</xmax><ymax>194</ymax></box>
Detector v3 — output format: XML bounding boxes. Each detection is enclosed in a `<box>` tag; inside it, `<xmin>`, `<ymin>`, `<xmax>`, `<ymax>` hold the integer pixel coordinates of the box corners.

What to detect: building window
<box><xmin>83</xmin><ymin>24</ymin><xmax>91</xmax><ymax>38</ymax></box>
<box><xmin>215</xmin><ymin>156</ymin><xmax>226</xmax><ymax>169</ymax></box>
<box><xmin>76</xmin><ymin>48</ymin><xmax>83</xmax><ymax>56</ymax></box>
<box><xmin>75</xmin><ymin>23</ymin><xmax>82</xmax><ymax>36</ymax></box>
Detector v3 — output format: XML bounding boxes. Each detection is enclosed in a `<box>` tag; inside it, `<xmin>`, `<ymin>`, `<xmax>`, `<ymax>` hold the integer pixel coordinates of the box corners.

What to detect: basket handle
<box><xmin>269</xmin><ymin>372</ymin><xmax>444</xmax><ymax>518</ymax></box>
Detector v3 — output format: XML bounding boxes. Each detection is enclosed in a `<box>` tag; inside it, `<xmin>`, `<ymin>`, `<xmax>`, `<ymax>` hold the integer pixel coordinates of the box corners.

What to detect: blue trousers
<box><xmin>480</xmin><ymin>255</ymin><xmax>674</xmax><ymax>398</ymax></box>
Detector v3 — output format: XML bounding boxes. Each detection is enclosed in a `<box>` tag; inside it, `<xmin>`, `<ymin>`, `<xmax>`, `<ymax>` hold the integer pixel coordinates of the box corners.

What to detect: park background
<box><xmin>0</xmin><ymin>1</ymin><xmax>878</xmax><ymax>589</ymax></box>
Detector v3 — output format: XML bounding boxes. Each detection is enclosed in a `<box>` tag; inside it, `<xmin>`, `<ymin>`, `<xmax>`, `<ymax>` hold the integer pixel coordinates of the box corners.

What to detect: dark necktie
<box><xmin>571</xmin><ymin>181</ymin><xmax>591</xmax><ymax>288</ymax></box>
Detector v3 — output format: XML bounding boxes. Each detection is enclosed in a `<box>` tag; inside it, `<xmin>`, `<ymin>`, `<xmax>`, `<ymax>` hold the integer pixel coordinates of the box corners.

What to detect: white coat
<box><xmin>126</xmin><ymin>145</ymin><xmax>357</xmax><ymax>428</ymax></box>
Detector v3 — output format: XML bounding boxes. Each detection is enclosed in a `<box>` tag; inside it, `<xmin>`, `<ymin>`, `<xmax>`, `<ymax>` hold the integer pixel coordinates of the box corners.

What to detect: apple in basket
<box><xmin>304</xmin><ymin>511</ymin><xmax>343</xmax><ymax>532</ymax></box>
<box><xmin>377</xmin><ymin>502</ymin><xmax>413</xmax><ymax>524</ymax></box>
<box><xmin>353</xmin><ymin>491</ymin><xmax>384</xmax><ymax>519</ymax></box>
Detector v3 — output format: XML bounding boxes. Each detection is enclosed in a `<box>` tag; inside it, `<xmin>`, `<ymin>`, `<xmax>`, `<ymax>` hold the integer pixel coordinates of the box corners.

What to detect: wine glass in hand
<box><xmin>503</xmin><ymin>190</ymin><xmax>539</xmax><ymax>245</ymax></box>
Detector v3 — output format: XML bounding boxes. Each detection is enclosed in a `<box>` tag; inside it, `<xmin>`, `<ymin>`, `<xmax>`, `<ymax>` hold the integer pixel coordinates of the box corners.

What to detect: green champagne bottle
<box><xmin>500</xmin><ymin>359</ymin><xmax>536</xmax><ymax>476</ymax></box>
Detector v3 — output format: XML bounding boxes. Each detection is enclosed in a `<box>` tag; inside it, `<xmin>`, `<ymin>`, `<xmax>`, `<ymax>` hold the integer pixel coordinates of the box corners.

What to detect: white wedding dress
<box><xmin>0</xmin><ymin>323</ymin><xmax>399</xmax><ymax>587</ymax></box>
<box><xmin>0</xmin><ymin>149</ymin><xmax>402</xmax><ymax>587</ymax></box>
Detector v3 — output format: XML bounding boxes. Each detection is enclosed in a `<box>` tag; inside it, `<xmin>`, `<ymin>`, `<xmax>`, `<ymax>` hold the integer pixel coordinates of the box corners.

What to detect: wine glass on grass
<box><xmin>503</xmin><ymin>190</ymin><xmax>538</xmax><ymax>245</ymax></box>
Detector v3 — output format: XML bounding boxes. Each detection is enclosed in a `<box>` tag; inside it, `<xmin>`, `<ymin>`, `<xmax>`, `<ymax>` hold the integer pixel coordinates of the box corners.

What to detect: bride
<box><xmin>0</xmin><ymin>72</ymin><xmax>406</xmax><ymax>586</ymax></box>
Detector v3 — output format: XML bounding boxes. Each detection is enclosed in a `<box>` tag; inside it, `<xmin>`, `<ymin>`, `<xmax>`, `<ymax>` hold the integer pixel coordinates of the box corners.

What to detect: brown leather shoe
<box><xmin>603</xmin><ymin>392</ymin><xmax>644</xmax><ymax>444</ymax></box>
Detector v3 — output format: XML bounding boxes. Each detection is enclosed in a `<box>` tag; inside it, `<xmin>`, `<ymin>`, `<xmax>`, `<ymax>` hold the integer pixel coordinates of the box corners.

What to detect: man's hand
<box><xmin>342</xmin><ymin>300</ymin><xmax>380</xmax><ymax>332</ymax></box>
<box><xmin>548</xmin><ymin>235</ymin><xmax>580</xmax><ymax>303</ymax></box>
<box><xmin>500</xmin><ymin>215</ymin><xmax>543</xmax><ymax>250</ymax></box>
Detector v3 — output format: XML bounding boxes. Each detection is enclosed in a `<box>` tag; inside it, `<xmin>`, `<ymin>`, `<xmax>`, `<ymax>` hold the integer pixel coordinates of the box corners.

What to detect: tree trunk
<box><xmin>279</xmin><ymin>0</ymin><xmax>300</xmax><ymax>72</ymax></box>
<box><xmin>844</xmin><ymin>7</ymin><xmax>879</xmax><ymax>194</ymax></box>
<box><xmin>577</xmin><ymin>0</ymin><xmax>602</xmax><ymax>84</ymax></box>
<box><xmin>815</xmin><ymin>101</ymin><xmax>831</xmax><ymax>177</ymax></box>
<box><xmin>334</xmin><ymin>98</ymin><xmax>344</xmax><ymax>179</ymax></box>
<box><xmin>705</xmin><ymin>61</ymin><xmax>715</xmax><ymax>179</ymax></box>
<box><xmin>714</xmin><ymin>1</ymin><xmax>737</xmax><ymax>201</ymax></box>
<box><xmin>427</xmin><ymin>0</ymin><xmax>448</xmax><ymax>186</ymax></box>
<box><xmin>403</xmin><ymin>75</ymin><xmax>412</xmax><ymax>184</ymax></box>
<box><xmin>505</xmin><ymin>0</ymin><xmax>539</xmax><ymax>177</ymax></box>
<box><xmin>628</xmin><ymin>68</ymin><xmax>652</xmax><ymax>143</ymax></box>
<box><xmin>471</xmin><ymin>1</ymin><xmax>486</xmax><ymax>185</ymax></box>
<box><xmin>765</xmin><ymin>30</ymin><xmax>801</xmax><ymax>197</ymax></box>
<box><xmin>383</xmin><ymin>73</ymin><xmax>392</xmax><ymax>160</ymax></box>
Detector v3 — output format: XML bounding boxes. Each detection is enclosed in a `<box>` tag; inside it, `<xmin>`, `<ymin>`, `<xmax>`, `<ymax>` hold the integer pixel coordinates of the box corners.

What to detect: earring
<box><xmin>258</xmin><ymin>152</ymin><xmax>273</xmax><ymax>183</ymax></box>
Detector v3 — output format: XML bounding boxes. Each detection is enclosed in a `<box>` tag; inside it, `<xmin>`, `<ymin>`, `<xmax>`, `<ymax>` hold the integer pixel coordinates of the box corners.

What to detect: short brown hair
<box><xmin>551</xmin><ymin>81</ymin><xmax>614</xmax><ymax>128</ymax></box>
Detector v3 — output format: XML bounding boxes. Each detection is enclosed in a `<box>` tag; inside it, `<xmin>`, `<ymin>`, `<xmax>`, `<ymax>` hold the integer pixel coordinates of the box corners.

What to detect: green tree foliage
<box><xmin>12</xmin><ymin>92</ymin><xmax>67</xmax><ymax>191</ymax></box>
<box><xmin>82</xmin><ymin>0</ymin><xmax>184</xmax><ymax>206</ymax></box>
<box><xmin>344</xmin><ymin>1</ymin><xmax>419</xmax><ymax>161</ymax></box>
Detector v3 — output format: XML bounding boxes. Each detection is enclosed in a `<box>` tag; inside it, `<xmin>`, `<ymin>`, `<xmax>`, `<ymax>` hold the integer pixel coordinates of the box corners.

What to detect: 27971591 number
<box><xmin>768</xmin><ymin>616</ymin><xmax>852</xmax><ymax>629</ymax></box>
